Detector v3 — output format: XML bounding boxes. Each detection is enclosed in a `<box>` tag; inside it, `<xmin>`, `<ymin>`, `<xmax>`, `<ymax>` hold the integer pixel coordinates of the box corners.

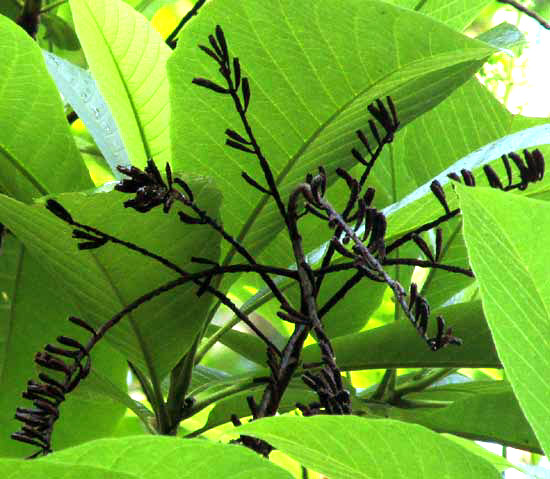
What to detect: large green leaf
<box><xmin>380</xmin><ymin>381</ymin><xmax>541</xmax><ymax>452</ymax></box>
<box><xmin>0</xmin><ymin>180</ymin><xmax>221</xmax><ymax>379</ymax></box>
<box><xmin>169</xmin><ymin>0</ymin><xmax>494</xmax><ymax>271</ymax></box>
<box><xmin>43</xmin><ymin>436</ymin><xmax>293</xmax><ymax>479</ymax></box>
<box><xmin>0</xmin><ymin>236</ymin><xmax>127</xmax><ymax>458</ymax></box>
<box><xmin>458</xmin><ymin>186</ymin><xmax>550</xmax><ymax>456</ymax></box>
<box><xmin>70</xmin><ymin>0</ymin><xmax>172</xmax><ymax>168</ymax></box>
<box><xmin>0</xmin><ymin>15</ymin><xmax>92</xmax><ymax>201</ymax></box>
<box><xmin>302</xmin><ymin>301</ymin><xmax>500</xmax><ymax>369</ymax></box>
<box><xmin>236</xmin><ymin>415</ymin><xmax>500</xmax><ymax>479</ymax></box>
<box><xmin>0</xmin><ymin>459</ymin><xmax>134</xmax><ymax>479</ymax></box>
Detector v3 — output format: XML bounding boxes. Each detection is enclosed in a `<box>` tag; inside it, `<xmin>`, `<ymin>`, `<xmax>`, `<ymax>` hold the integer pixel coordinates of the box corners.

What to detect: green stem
<box><xmin>393</xmin><ymin>367</ymin><xmax>458</xmax><ymax>399</ymax></box>
<box><xmin>40</xmin><ymin>0</ymin><xmax>67</xmax><ymax>13</ymax></box>
<box><xmin>183</xmin><ymin>378</ymin><xmax>270</xmax><ymax>429</ymax></box>
<box><xmin>371</xmin><ymin>369</ymin><xmax>396</xmax><ymax>400</ymax></box>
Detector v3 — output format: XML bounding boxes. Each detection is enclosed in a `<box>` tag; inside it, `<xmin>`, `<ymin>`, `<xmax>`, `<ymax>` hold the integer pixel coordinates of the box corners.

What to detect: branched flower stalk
<box><xmin>12</xmin><ymin>23</ymin><xmax>545</xmax><ymax>460</ymax></box>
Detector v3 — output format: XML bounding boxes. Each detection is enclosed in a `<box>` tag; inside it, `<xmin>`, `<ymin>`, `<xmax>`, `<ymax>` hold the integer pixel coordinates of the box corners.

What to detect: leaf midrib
<box><xmin>80</xmin><ymin>0</ymin><xmax>152</xmax><ymax>161</ymax></box>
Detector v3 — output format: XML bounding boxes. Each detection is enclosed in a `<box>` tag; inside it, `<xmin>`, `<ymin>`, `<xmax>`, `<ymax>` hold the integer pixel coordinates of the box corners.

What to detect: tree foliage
<box><xmin>0</xmin><ymin>0</ymin><xmax>549</xmax><ymax>477</ymax></box>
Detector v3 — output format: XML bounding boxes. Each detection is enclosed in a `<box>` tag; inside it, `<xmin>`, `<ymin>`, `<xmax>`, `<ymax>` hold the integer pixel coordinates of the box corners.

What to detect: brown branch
<box><xmin>497</xmin><ymin>0</ymin><xmax>550</xmax><ymax>29</ymax></box>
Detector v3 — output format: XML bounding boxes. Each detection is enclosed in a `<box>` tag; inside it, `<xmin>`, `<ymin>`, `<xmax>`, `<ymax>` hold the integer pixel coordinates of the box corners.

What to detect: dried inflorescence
<box><xmin>11</xmin><ymin>316</ymin><xmax>96</xmax><ymax>458</ymax></box>
<box><xmin>14</xmin><ymin>21</ymin><xmax>547</xmax><ymax>459</ymax></box>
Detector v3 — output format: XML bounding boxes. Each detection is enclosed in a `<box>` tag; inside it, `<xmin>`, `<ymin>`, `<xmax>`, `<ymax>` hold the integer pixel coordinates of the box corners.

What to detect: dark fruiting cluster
<box><xmin>447</xmin><ymin>149</ymin><xmax>544</xmax><ymax>191</ymax></box>
<box><xmin>11</xmin><ymin>317</ymin><xmax>96</xmax><ymax>458</ymax></box>
<box><xmin>16</xmin><ymin>21</ymin><xmax>547</xmax><ymax>460</ymax></box>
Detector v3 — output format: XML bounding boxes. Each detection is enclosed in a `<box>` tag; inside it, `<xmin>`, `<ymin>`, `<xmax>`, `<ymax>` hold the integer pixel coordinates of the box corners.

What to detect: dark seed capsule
<box><xmin>178</xmin><ymin>211</ymin><xmax>205</xmax><ymax>225</ymax></box>
<box><xmin>523</xmin><ymin>149</ymin><xmax>539</xmax><ymax>182</ymax></box>
<box><xmin>447</xmin><ymin>172</ymin><xmax>461</xmax><ymax>182</ymax></box>
<box><xmin>192</xmin><ymin>77</ymin><xmax>230</xmax><ymax>94</ymax></box>
<box><xmin>173</xmin><ymin>178</ymin><xmax>194</xmax><ymax>203</ymax></box>
<box><xmin>208</xmin><ymin>34</ymin><xmax>223</xmax><ymax>59</ymax></box>
<box><xmin>68</xmin><ymin>316</ymin><xmax>97</xmax><ymax>336</ymax></box>
<box><xmin>356</xmin><ymin>129</ymin><xmax>373</xmax><ymax>156</ymax></box>
<box><xmin>483</xmin><ymin>165</ymin><xmax>503</xmax><ymax>189</ymax></box>
<box><xmin>435</xmin><ymin>228</ymin><xmax>443</xmax><ymax>262</ymax></box>
<box><xmin>226</xmin><ymin>139</ymin><xmax>255</xmax><ymax>153</ymax></box>
<box><xmin>198</xmin><ymin>44</ymin><xmax>221</xmax><ymax>63</ymax></box>
<box><xmin>501</xmin><ymin>154</ymin><xmax>513</xmax><ymax>186</ymax></box>
<box><xmin>351</xmin><ymin>148</ymin><xmax>368</xmax><ymax>166</ymax></box>
<box><xmin>241</xmin><ymin>77</ymin><xmax>251</xmax><ymax>112</ymax></box>
<box><xmin>225</xmin><ymin>128</ymin><xmax>250</xmax><ymax>145</ymax></box>
<box><xmin>532</xmin><ymin>149</ymin><xmax>545</xmax><ymax>180</ymax></box>
<box><xmin>460</xmin><ymin>169</ymin><xmax>475</xmax><ymax>186</ymax></box>
<box><xmin>233</xmin><ymin>57</ymin><xmax>241</xmax><ymax>90</ymax></box>
<box><xmin>46</xmin><ymin>200</ymin><xmax>73</xmax><ymax>224</ymax></box>
<box><xmin>429</xmin><ymin>180</ymin><xmax>450</xmax><ymax>214</ymax></box>
<box><xmin>369</xmin><ymin>119</ymin><xmax>381</xmax><ymax>145</ymax></box>
<box><xmin>215</xmin><ymin>25</ymin><xmax>228</xmax><ymax>61</ymax></box>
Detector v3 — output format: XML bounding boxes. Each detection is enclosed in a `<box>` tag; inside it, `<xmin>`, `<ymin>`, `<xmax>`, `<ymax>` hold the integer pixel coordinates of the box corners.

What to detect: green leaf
<box><xmin>302</xmin><ymin>301</ymin><xmax>500</xmax><ymax>369</ymax></box>
<box><xmin>0</xmin><ymin>234</ymin><xmax>127</xmax><ymax>457</ymax></box>
<box><xmin>70</xmin><ymin>0</ymin><xmax>172</xmax><ymax>168</ymax></box>
<box><xmin>442</xmin><ymin>434</ymin><xmax>525</xmax><ymax>474</ymax></box>
<box><xmin>169</xmin><ymin>0</ymin><xmax>494</xmax><ymax>270</ymax></box>
<box><xmin>41</xmin><ymin>14</ymin><xmax>81</xmax><ymax>51</ymax></box>
<box><xmin>458</xmin><ymin>186</ymin><xmax>550</xmax><ymax>457</ymax></box>
<box><xmin>0</xmin><ymin>459</ymin><xmax>134</xmax><ymax>479</ymax></box>
<box><xmin>0</xmin><ymin>15</ymin><xmax>92</xmax><ymax>201</ymax></box>
<box><xmin>206</xmin><ymin>324</ymin><xmax>268</xmax><ymax>366</ymax></box>
<box><xmin>389</xmin><ymin>386</ymin><xmax>541</xmax><ymax>453</ymax></box>
<box><xmin>236</xmin><ymin>415</ymin><xmax>500</xmax><ymax>479</ymax></box>
<box><xmin>0</xmin><ymin>179</ymin><xmax>221</xmax><ymax>379</ymax></box>
<box><xmin>43</xmin><ymin>436</ymin><xmax>293</xmax><ymax>479</ymax></box>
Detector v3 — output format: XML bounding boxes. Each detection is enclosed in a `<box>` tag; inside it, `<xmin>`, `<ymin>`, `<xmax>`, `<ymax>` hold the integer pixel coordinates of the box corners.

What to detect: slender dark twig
<box><xmin>165</xmin><ymin>0</ymin><xmax>207</xmax><ymax>48</ymax></box>
<box><xmin>497</xmin><ymin>0</ymin><xmax>550</xmax><ymax>29</ymax></box>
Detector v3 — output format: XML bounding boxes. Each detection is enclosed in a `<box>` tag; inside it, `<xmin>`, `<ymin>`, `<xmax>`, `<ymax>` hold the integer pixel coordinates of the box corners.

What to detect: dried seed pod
<box><xmin>241</xmin><ymin>172</ymin><xmax>270</xmax><ymax>194</ymax></box>
<box><xmin>241</xmin><ymin>77</ymin><xmax>251</xmax><ymax>112</ymax></box>
<box><xmin>226</xmin><ymin>139</ymin><xmax>255</xmax><ymax>153</ymax></box>
<box><xmin>192</xmin><ymin>77</ymin><xmax>230</xmax><ymax>94</ymax></box>
<box><xmin>363</xmin><ymin>187</ymin><xmax>375</xmax><ymax>206</ymax></box>
<box><xmin>483</xmin><ymin>165</ymin><xmax>503</xmax><ymax>189</ymax></box>
<box><xmin>532</xmin><ymin>149</ymin><xmax>545</xmax><ymax>180</ymax></box>
<box><xmin>207</xmin><ymin>34</ymin><xmax>223</xmax><ymax>59</ymax></box>
<box><xmin>435</xmin><ymin>228</ymin><xmax>443</xmax><ymax>262</ymax></box>
<box><xmin>178</xmin><ymin>211</ymin><xmax>206</xmax><ymax>225</ymax></box>
<box><xmin>356</xmin><ymin>129</ymin><xmax>373</xmax><ymax>156</ymax></box>
<box><xmin>413</xmin><ymin>234</ymin><xmax>435</xmax><ymax>263</ymax></box>
<box><xmin>387</xmin><ymin>96</ymin><xmax>398</xmax><ymax>126</ymax></box>
<box><xmin>447</xmin><ymin>172</ymin><xmax>461</xmax><ymax>182</ymax></box>
<box><xmin>198</xmin><ymin>44</ymin><xmax>221</xmax><ymax>63</ymax></box>
<box><xmin>509</xmin><ymin>152</ymin><xmax>529</xmax><ymax>188</ymax></box>
<box><xmin>502</xmin><ymin>154</ymin><xmax>513</xmax><ymax>186</ymax></box>
<box><xmin>233</xmin><ymin>57</ymin><xmax>241</xmax><ymax>90</ymax></box>
<box><xmin>173</xmin><ymin>178</ymin><xmax>194</xmax><ymax>203</ymax></box>
<box><xmin>68</xmin><ymin>316</ymin><xmax>97</xmax><ymax>336</ymax></box>
<box><xmin>225</xmin><ymin>128</ymin><xmax>250</xmax><ymax>145</ymax></box>
<box><xmin>369</xmin><ymin>119</ymin><xmax>381</xmax><ymax>145</ymax></box>
<box><xmin>351</xmin><ymin>148</ymin><xmax>368</xmax><ymax>166</ymax></box>
<box><xmin>460</xmin><ymin>169</ymin><xmax>475</xmax><ymax>186</ymax></box>
<box><xmin>46</xmin><ymin>200</ymin><xmax>73</xmax><ymax>224</ymax></box>
<box><xmin>429</xmin><ymin>180</ymin><xmax>450</xmax><ymax>214</ymax></box>
<box><xmin>523</xmin><ymin>149</ymin><xmax>539</xmax><ymax>182</ymax></box>
<box><xmin>215</xmin><ymin>25</ymin><xmax>228</xmax><ymax>61</ymax></box>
